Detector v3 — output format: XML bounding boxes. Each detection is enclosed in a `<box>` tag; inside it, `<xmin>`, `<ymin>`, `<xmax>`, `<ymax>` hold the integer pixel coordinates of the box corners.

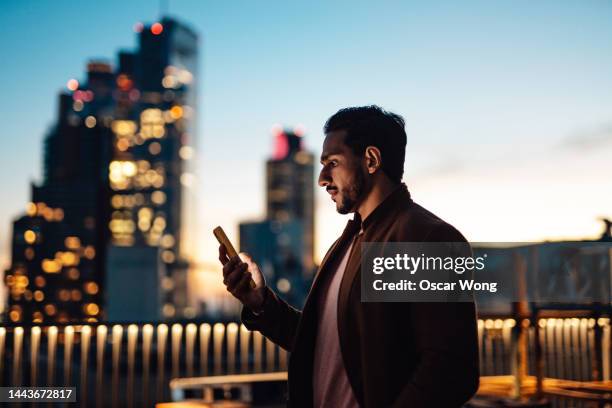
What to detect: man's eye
<box><xmin>330</xmin><ymin>161</ymin><xmax>338</xmax><ymax>167</ymax></box>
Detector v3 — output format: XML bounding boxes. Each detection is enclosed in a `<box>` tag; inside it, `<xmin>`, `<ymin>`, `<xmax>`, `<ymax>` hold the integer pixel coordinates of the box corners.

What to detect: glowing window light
<box><xmin>58</xmin><ymin>289</ymin><xmax>70</xmax><ymax>302</ymax></box>
<box><xmin>42</xmin><ymin>259</ymin><xmax>61</xmax><ymax>274</ymax></box>
<box><xmin>161</xmin><ymin>250</ymin><xmax>175</xmax><ymax>263</ymax></box>
<box><xmin>84</xmin><ymin>246</ymin><xmax>96</xmax><ymax>260</ymax></box>
<box><xmin>44</xmin><ymin>304</ymin><xmax>56</xmax><ymax>316</ymax></box>
<box><xmin>170</xmin><ymin>106</ymin><xmax>183</xmax><ymax>119</ymax></box>
<box><xmin>85</xmin><ymin>116</ymin><xmax>97</xmax><ymax>128</ymax></box>
<box><xmin>65</xmin><ymin>236</ymin><xmax>81</xmax><ymax>249</ymax></box>
<box><xmin>116</xmin><ymin>138</ymin><xmax>130</xmax><ymax>151</ymax></box>
<box><xmin>59</xmin><ymin>252</ymin><xmax>79</xmax><ymax>266</ymax></box>
<box><xmin>25</xmin><ymin>248</ymin><xmax>35</xmax><ymax>260</ymax></box>
<box><xmin>111</xmin><ymin>120</ymin><xmax>137</xmax><ymax>137</ymax></box>
<box><xmin>151</xmin><ymin>190</ymin><xmax>166</xmax><ymax>205</ymax></box>
<box><xmin>53</xmin><ymin>208</ymin><xmax>64</xmax><ymax>221</ymax></box>
<box><xmin>85</xmin><ymin>303</ymin><xmax>99</xmax><ymax>316</ymax></box>
<box><xmin>26</xmin><ymin>202</ymin><xmax>37</xmax><ymax>216</ymax></box>
<box><xmin>151</xmin><ymin>22</ymin><xmax>163</xmax><ymax>35</ymax></box>
<box><xmin>179</xmin><ymin>146</ymin><xmax>194</xmax><ymax>160</ymax></box>
<box><xmin>67</xmin><ymin>79</ymin><xmax>79</xmax><ymax>91</ymax></box>
<box><xmin>34</xmin><ymin>276</ymin><xmax>45</xmax><ymax>287</ymax></box>
<box><xmin>24</xmin><ymin>230</ymin><xmax>36</xmax><ymax>244</ymax></box>
<box><xmin>140</xmin><ymin>109</ymin><xmax>165</xmax><ymax>139</ymax></box>
<box><xmin>71</xmin><ymin>290</ymin><xmax>82</xmax><ymax>301</ymax></box>
<box><xmin>34</xmin><ymin>290</ymin><xmax>44</xmax><ymax>302</ymax></box>
<box><xmin>84</xmin><ymin>281</ymin><xmax>99</xmax><ymax>295</ymax></box>
<box><xmin>73</xmin><ymin>100</ymin><xmax>84</xmax><ymax>112</ymax></box>
<box><xmin>180</xmin><ymin>173</ymin><xmax>195</xmax><ymax>187</ymax></box>
<box><xmin>148</xmin><ymin>141</ymin><xmax>161</xmax><ymax>155</ymax></box>
<box><xmin>67</xmin><ymin>268</ymin><xmax>80</xmax><ymax>280</ymax></box>
<box><xmin>177</xmin><ymin>69</ymin><xmax>193</xmax><ymax>84</ymax></box>
<box><xmin>161</xmin><ymin>234</ymin><xmax>175</xmax><ymax>248</ymax></box>
<box><xmin>162</xmin><ymin>75</ymin><xmax>178</xmax><ymax>89</ymax></box>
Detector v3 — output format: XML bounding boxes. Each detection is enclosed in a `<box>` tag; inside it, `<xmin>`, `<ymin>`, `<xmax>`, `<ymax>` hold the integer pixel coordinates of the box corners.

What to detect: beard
<box><xmin>336</xmin><ymin>168</ymin><xmax>367</xmax><ymax>214</ymax></box>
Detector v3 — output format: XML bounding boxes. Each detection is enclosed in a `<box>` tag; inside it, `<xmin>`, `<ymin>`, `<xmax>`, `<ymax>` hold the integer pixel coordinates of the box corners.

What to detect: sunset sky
<box><xmin>1</xmin><ymin>1</ymin><xmax>611</xmax><ymax>310</ymax></box>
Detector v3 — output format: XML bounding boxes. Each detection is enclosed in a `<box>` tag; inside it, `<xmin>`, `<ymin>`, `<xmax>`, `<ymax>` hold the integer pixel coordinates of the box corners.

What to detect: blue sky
<box><xmin>1</xmin><ymin>1</ymin><xmax>612</xmax><ymax>301</ymax></box>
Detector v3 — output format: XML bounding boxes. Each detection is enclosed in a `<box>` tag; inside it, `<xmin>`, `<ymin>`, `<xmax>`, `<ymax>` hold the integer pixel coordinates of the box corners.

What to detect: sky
<box><xmin>1</xmin><ymin>1</ymin><xmax>611</xmax><ymax>308</ymax></box>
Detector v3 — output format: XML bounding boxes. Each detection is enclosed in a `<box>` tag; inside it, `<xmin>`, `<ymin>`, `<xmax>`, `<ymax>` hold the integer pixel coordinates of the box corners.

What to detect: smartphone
<box><xmin>213</xmin><ymin>226</ymin><xmax>256</xmax><ymax>288</ymax></box>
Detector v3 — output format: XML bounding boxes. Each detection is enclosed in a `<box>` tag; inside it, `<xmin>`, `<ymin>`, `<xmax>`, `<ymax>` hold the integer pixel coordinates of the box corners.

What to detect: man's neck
<box><xmin>356</xmin><ymin>177</ymin><xmax>399</xmax><ymax>221</ymax></box>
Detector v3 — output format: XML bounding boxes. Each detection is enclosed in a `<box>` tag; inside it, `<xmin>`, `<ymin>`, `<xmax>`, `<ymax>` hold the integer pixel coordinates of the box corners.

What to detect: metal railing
<box><xmin>0</xmin><ymin>317</ymin><xmax>609</xmax><ymax>406</ymax></box>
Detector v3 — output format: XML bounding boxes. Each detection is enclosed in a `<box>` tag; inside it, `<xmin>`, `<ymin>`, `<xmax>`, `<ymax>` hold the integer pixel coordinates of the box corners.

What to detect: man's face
<box><xmin>318</xmin><ymin>130</ymin><xmax>369</xmax><ymax>214</ymax></box>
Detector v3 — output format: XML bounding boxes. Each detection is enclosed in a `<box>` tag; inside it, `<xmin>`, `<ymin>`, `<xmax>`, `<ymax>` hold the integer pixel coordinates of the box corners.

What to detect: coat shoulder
<box><xmin>390</xmin><ymin>200</ymin><xmax>467</xmax><ymax>243</ymax></box>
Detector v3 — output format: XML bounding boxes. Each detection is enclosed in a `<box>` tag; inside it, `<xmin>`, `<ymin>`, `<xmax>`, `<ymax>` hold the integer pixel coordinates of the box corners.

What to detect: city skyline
<box><xmin>1</xmin><ymin>1</ymin><xmax>612</xmax><ymax>312</ymax></box>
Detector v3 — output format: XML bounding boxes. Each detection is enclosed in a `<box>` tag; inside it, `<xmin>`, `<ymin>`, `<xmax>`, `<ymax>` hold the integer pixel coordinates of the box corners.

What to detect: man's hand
<box><xmin>219</xmin><ymin>245</ymin><xmax>266</xmax><ymax>313</ymax></box>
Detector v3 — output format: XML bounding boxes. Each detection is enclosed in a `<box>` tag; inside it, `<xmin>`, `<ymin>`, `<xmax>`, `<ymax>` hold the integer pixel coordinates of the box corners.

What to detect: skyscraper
<box><xmin>239</xmin><ymin>127</ymin><xmax>315</xmax><ymax>306</ymax></box>
<box><xmin>4</xmin><ymin>18</ymin><xmax>198</xmax><ymax>323</ymax></box>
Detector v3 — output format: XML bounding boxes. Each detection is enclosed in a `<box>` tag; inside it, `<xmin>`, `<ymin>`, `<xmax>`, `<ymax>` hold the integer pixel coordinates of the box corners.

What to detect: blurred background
<box><xmin>0</xmin><ymin>1</ymin><xmax>611</xmax><ymax>406</ymax></box>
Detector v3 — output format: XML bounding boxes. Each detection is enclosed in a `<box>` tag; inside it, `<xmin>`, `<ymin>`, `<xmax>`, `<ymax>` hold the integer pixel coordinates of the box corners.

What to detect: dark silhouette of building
<box><xmin>239</xmin><ymin>127</ymin><xmax>315</xmax><ymax>306</ymax></box>
<box><xmin>5</xmin><ymin>17</ymin><xmax>198</xmax><ymax>323</ymax></box>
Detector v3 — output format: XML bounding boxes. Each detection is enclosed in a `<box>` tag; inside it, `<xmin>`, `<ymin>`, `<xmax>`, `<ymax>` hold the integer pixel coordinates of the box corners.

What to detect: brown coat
<box><xmin>242</xmin><ymin>184</ymin><xmax>480</xmax><ymax>407</ymax></box>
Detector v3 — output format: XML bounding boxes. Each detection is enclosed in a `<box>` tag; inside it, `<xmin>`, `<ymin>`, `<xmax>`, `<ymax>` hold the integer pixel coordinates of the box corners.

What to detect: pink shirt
<box><xmin>313</xmin><ymin>240</ymin><xmax>359</xmax><ymax>408</ymax></box>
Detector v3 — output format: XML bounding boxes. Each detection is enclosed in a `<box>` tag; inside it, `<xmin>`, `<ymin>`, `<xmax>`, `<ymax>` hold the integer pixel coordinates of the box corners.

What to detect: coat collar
<box><xmin>352</xmin><ymin>182</ymin><xmax>411</xmax><ymax>233</ymax></box>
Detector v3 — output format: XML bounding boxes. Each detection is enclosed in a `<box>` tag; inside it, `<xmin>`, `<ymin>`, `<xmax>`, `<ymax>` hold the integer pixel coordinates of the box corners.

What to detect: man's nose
<box><xmin>318</xmin><ymin>168</ymin><xmax>330</xmax><ymax>187</ymax></box>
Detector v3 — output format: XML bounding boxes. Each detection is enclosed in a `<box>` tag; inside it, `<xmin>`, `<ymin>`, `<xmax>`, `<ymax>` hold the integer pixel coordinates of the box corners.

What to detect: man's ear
<box><xmin>364</xmin><ymin>146</ymin><xmax>382</xmax><ymax>174</ymax></box>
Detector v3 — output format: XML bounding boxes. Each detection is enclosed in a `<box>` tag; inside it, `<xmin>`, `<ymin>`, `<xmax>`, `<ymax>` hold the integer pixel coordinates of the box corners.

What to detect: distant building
<box><xmin>239</xmin><ymin>127</ymin><xmax>315</xmax><ymax>306</ymax></box>
<box><xmin>4</xmin><ymin>18</ymin><xmax>198</xmax><ymax>323</ymax></box>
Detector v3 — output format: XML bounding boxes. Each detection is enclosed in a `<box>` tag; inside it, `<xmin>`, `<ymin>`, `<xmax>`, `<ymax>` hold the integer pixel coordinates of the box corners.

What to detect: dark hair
<box><xmin>323</xmin><ymin>105</ymin><xmax>407</xmax><ymax>183</ymax></box>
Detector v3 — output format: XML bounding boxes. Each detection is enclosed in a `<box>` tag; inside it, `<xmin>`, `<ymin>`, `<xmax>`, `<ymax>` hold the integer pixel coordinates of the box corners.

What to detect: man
<box><xmin>219</xmin><ymin>106</ymin><xmax>479</xmax><ymax>407</ymax></box>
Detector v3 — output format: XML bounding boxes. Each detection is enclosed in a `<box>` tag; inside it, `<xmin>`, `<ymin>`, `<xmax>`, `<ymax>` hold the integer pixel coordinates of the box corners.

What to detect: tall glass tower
<box><xmin>5</xmin><ymin>18</ymin><xmax>199</xmax><ymax>323</ymax></box>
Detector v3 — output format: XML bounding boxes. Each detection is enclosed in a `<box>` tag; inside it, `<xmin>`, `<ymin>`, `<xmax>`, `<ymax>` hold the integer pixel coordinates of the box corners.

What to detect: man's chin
<box><xmin>335</xmin><ymin>201</ymin><xmax>352</xmax><ymax>215</ymax></box>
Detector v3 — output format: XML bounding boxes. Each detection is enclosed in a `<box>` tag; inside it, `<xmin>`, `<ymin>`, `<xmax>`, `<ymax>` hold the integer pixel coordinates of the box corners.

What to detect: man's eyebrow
<box><xmin>320</xmin><ymin>151</ymin><xmax>341</xmax><ymax>163</ymax></box>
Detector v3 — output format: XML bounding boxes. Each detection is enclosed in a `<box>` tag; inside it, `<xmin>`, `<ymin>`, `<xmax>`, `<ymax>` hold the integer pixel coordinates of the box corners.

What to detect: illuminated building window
<box><xmin>161</xmin><ymin>234</ymin><xmax>175</xmax><ymax>248</ymax></box>
<box><xmin>25</xmin><ymin>247</ymin><xmax>35</xmax><ymax>260</ymax></box>
<box><xmin>67</xmin><ymin>268</ymin><xmax>80</xmax><ymax>280</ymax></box>
<box><xmin>67</xmin><ymin>79</ymin><xmax>79</xmax><ymax>91</ymax></box>
<box><xmin>83</xmin><ymin>246</ymin><xmax>96</xmax><ymax>260</ymax></box>
<box><xmin>34</xmin><ymin>290</ymin><xmax>44</xmax><ymax>302</ymax></box>
<box><xmin>58</xmin><ymin>290</ymin><xmax>70</xmax><ymax>302</ymax></box>
<box><xmin>24</xmin><ymin>230</ymin><xmax>37</xmax><ymax>244</ymax></box>
<box><xmin>58</xmin><ymin>251</ymin><xmax>79</xmax><ymax>267</ymax></box>
<box><xmin>84</xmin><ymin>281</ymin><xmax>99</xmax><ymax>295</ymax></box>
<box><xmin>112</xmin><ymin>120</ymin><xmax>137</xmax><ymax>136</ymax></box>
<box><xmin>148</xmin><ymin>141</ymin><xmax>162</xmax><ymax>155</ymax></box>
<box><xmin>65</xmin><ymin>236</ymin><xmax>81</xmax><ymax>249</ymax></box>
<box><xmin>84</xmin><ymin>303</ymin><xmax>99</xmax><ymax>316</ymax></box>
<box><xmin>53</xmin><ymin>208</ymin><xmax>64</xmax><ymax>221</ymax></box>
<box><xmin>162</xmin><ymin>303</ymin><xmax>175</xmax><ymax>317</ymax></box>
<box><xmin>44</xmin><ymin>304</ymin><xmax>57</xmax><ymax>316</ymax></box>
<box><xmin>24</xmin><ymin>290</ymin><xmax>33</xmax><ymax>301</ymax></box>
<box><xmin>71</xmin><ymin>290</ymin><xmax>82</xmax><ymax>302</ymax></box>
<box><xmin>85</xmin><ymin>116</ymin><xmax>97</xmax><ymax>128</ymax></box>
<box><xmin>35</xmin><ymin>276</ymin><xmax>46</xmax><ymax>287</ymax></box>
<box><xmin>161</xmin><ymin>276</ymin><xmax>174</xmax><ymax>291</ymax></box>
<box><xmin>179</xmin><ymin>146</ymin><xmax>194</xmax><ymax>160</ymax></box>
<box><xmin>116</xmin><ymin>138</ymin><xmax>130</xmax><ymax>151</ymax></box>
<box><xmin>32</xmin><ymin>311</ymin><xmax>43</xmax><ymax>323</ymax></box>
<box><xmin>9</xmin><ymin>306</ymin><xmax>22</xmax><ymax>322</ymax></box>
<box><xmin>140</xmin><ymin>109</ymin><xmax>165</xmax><ymax>139</ymax></box>
<box><xmin>73</xmin><ymin>100</ymin><xmax>84</xmax><ymax>112</ymax></box>
<box><xmin>26</xmin><ymin>202</ymin><xmax>37</xmax><ymax>216</ymax></box>
<box><xmin>42</xmin><ymin>259</ymin><xmax>61</xmax><ymax>274</ymax></box>
<box><xmin>170</xmin><ymin>105</ymin><xmax>183</xmax><ymax>120</ymax></box>
<box><xmin>151</xmin><ymin>190</ymin><xmax>166</xmax><ymax>205</ymax></box>
<box><xmin>109</xmin><ymin>160</ymin><xmax>137</xmax><ymax>190</ymax></box>
<box><xmin>161</xmin><ymin>250</ymin><xmax>175</xmax><ymax>264</ymax></box>
<box><xmin>277</xmin><ymin>278</ymin><xmax>291</xmax><ymax>293</ymax></box>
<box><xmin>162</xmin><ymin>75</ymin><xmax>178</xmax><ymax>89</ymax></box>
